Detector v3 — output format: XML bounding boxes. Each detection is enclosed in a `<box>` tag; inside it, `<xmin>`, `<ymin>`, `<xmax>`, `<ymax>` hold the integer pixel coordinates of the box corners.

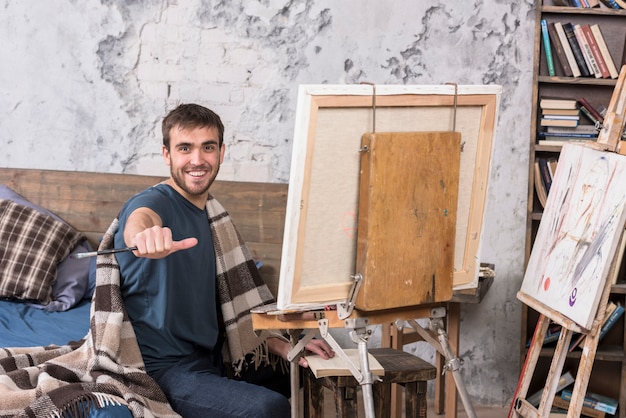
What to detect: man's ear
<box><xmin>219</xmin><ymin>143</ymin><xmax>226</xmax><ymax>164</ymax></box>
<box><xmin>162</xmin><ymin>145</ymin><xmax>171</xmax><ymax>166</ymax></box>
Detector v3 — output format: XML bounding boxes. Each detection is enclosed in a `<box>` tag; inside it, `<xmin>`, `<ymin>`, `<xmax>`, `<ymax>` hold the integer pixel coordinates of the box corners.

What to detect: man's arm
<box><xmin>124</xmin><ymin>207</ymin><xmax>198</xmax><ymax>259</ymax></box>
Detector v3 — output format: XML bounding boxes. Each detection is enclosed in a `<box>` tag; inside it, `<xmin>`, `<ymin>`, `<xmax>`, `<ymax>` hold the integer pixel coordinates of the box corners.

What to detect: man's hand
<box><xmin>267</xmin><ymin>337</ymin><xmax>335</xmax><ymax>368</ymax></box>
<box><xmin>131</xmin><ymin>225</ymin><xmax>198</xmax><ymax>259</ymax></box>
<box><xmin>125</xmin><ymin>207</ymin><xmax>197</xmax><ymax>259</ymax></box>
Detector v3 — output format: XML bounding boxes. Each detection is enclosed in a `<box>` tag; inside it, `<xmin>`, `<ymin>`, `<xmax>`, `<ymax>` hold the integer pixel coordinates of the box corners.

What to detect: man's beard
<box><xmin>170</xmin><ymin>165</ymin><xmax>216</xmax><ymax>197</ymax></box>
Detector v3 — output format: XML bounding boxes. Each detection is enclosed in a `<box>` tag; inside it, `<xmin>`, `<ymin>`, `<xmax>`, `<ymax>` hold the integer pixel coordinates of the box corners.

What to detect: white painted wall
<box><xmin>0</xmin><ymin>0</ymin><xmax>536</xmax><ymax>407</ymax></box>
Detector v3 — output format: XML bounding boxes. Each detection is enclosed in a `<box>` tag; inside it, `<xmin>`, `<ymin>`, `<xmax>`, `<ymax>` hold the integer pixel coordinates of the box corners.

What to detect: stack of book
<box><xmin>539</xmin><ymin>98</ymin><xmax>579</xmax><ymax>128</ymax></box>
<box><xmin>537</xmin><ymin>96</ymin><xmax>604</xmax><ymax>146</ymax></box>
<box><xmin>541</xmin><ymin>20</ymin><xmax>619</xmax><ymax>79</ymax></box>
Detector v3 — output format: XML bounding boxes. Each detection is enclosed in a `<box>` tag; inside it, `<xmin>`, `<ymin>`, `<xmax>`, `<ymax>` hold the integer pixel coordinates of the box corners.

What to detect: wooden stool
<box><xmin>302</xmin><ymin>347</ymin><xmax>437</xmax><ymax>418</ymax></box>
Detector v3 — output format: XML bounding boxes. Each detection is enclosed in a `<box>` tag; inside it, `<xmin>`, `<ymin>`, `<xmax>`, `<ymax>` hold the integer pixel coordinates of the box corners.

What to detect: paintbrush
<box><xmin>70</xmin><ymin>246</ymin><xmax>138</xmax><ymax>259</ymax></box>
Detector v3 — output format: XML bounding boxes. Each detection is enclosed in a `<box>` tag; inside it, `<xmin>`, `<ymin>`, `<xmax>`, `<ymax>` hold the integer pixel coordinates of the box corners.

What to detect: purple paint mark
<box><xmin>569</xmin><ymin>288</ymin><xmax>577</xmax><ymax>306</ymax></box>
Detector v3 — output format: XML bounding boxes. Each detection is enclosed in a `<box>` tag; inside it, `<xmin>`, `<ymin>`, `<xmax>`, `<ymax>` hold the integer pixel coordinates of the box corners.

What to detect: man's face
<box><xmin>162</xmin><ymin>125</ymin><xmax>224</xmax><ymax>207</ymax></box>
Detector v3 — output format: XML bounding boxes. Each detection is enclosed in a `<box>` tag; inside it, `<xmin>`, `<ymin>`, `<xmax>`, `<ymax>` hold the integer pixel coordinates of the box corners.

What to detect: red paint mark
<box><xmin>543</xmin><ymin>277</ymin><xmax>550</xmax><ymax>291</ymax></box>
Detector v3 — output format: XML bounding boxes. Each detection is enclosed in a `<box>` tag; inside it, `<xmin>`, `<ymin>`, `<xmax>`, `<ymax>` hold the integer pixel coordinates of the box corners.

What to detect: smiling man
<box><xmin>113</xmin><ymin>104</ymin><xmax>333</xmax><ymax>417</ymax></box>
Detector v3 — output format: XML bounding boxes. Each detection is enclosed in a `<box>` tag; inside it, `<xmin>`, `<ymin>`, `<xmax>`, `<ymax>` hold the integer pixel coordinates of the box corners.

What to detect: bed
<box><xmin>0</xmin><ymin>168</ymin><xmax>287</xmax><ymax>417</ymax></box>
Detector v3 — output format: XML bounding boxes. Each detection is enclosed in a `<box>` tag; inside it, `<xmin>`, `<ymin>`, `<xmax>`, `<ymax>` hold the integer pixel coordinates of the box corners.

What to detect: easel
<box><xmin>251</xmin><ymin>301</ymin><xmax>477</xmax><ymax>418</ymax></box>
<box><xmin>510</xmin><ymin>65</ymin><xmax>626</xmax><ymax>418</ymax></box>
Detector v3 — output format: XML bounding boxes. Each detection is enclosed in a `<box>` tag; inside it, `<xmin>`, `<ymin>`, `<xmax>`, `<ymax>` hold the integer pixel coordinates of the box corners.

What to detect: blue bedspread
<box><xmin>0</xmin><ymin>299</ymin><xmax>133</xmax><ymax>417</ymax></box>
<box><xmin>0</xmin><ymin>299</ymin><xmax>91</xmax><ymax>347</ymax></box>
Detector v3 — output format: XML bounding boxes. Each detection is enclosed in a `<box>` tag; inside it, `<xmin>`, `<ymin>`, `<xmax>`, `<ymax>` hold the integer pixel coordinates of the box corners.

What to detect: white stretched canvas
<box><xmin>520</xmin><ymin>143</ymin><xmax>626</xmax><ymax>330</ymax></box>
<box><xmin>277</xmin><ymin>84</ymin><xmax>501</xmax><ymax>310</ymax></box>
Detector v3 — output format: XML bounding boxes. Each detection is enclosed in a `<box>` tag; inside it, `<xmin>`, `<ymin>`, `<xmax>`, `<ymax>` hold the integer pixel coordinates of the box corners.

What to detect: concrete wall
<box><xmin>0</xmin><ymin>0</ymin><xmax>536</xmax><ymax>407</ymax></box>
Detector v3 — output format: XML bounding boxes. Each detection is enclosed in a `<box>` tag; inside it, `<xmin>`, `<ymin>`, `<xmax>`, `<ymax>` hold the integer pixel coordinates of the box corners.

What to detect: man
<box><xmin>114</xmin><ymin>103</ymin><xmax>333</xmax><ymax>417</ymax></box>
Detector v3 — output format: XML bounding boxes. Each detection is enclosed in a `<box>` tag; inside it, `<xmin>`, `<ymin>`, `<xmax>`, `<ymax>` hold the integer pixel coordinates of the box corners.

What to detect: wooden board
<box><xmin>520</xmin><ymin>143</ymin><xmax>626</xmax><ymax>330</ymax></box>
<box><xmin>277</xmin><ymin>84</ymin><xmax>501</xmax><ymax>310</ymax></box>
<box><xmin>355</xmin><ymin>132</ymin><xmax>459</xmax><ymax>311</ymax></box>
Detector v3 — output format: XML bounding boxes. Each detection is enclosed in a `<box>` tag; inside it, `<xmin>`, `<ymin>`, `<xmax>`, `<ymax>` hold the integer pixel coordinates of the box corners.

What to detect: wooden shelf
<box><xmin>522</xmin><ymin>1</ymin><xmax>626</xmax><ymax>416</ymax></box>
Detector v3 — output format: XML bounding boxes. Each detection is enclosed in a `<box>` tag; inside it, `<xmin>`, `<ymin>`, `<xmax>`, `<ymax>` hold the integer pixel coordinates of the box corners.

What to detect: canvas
<box><xmin>277</xmin><ymin>84</ymin><xmax>501</xmax><ymax>310</ymax></box>
<box><xmin>520</xmin><ymin>143</ymin><xmax>626</xmax><ymax>330</ymax></box>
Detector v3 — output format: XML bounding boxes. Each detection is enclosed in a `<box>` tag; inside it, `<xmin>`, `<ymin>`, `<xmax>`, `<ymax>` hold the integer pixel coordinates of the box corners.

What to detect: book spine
<box><xmin>598</xmin><ymin>0</ymin><xmax>621</xmax><ymax>8</ymax></box>
<box><xmin>537</xmin><ymin>132</ymin><xmax>597</xmax><ymax>138</ymax></box>
<box><xmin>538</xmin><ymin>158</ymin><xmax>553</xmax><ymax>193</ymax></box>
<box><xmin>599</xmin><ymin>304</ymin><xmax>624</xmax><ymax>340</ymax></box>
<box><xmin>547</xmin><ymin>22</ymin><xmax>573</xmax><ymax>77</ymax></box>
<box><xmin>563</xmin><ymin>23</ymin><xmax>591</xmax><ymax>77</ymax></box>
<box><xmin>581</xmin><ymin>24</ymin><xmax>609</xmax><ymax>78</ymax></box>
<box><xmin>590</xmin><ymin>24</ymin><xmax>618</xmax><ymax>79</ymax></box>
<box><xmin>579</xmin><ymin>105</ymin><xmax>601</xmax><ymax>125</ymax></box>
<box><xmin>552</xmin><ymin>397</ymin><xmax>606</xmax><ymax>418</ymax></box>
<box><xmin>574</xmin><ymin>24</ymin><xmax>601</xmax><ymax>78</ymax></box>
<box><xmin>561</xmin><ymin>391</ymin><xmax>618</xmax><ymax>415</ymax></box>
<box><xmin>555</xmin><ymin>22</ymin><xmax>581</xmax><ymax>77</ymax></box>
<box><xmin>577</xmin><ymin>98</ymin><xmax>604</xmax><ymax>122</ymax></box>
<box><xmin>541</xmin><ymin>20</ymin><xmax>556</xmax><ymax>76</ymax></box>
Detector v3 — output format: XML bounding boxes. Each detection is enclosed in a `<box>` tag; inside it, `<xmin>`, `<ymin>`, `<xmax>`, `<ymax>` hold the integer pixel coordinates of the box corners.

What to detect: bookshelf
<box><xmin>523</xmin><ymin>0</ymin><xmax>626</xmax><ymax>416</ymax></box>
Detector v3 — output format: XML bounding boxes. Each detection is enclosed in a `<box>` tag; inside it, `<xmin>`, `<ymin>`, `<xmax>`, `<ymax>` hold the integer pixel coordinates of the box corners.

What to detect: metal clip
<box><xmin>337</xmin><ymin>273</ymin><xmax>363</xmax><ymax>319</ymax></box>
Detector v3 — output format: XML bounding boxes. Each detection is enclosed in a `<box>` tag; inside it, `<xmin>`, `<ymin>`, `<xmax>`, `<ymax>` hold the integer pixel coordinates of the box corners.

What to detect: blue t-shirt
<box><xmin>114</xmin><ymin>184</ymin><xmax>218</xmax><ymax>374</ymax></box>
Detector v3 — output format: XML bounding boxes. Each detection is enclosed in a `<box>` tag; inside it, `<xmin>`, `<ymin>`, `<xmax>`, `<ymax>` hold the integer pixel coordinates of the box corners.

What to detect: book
<box><xmin>541</xmin><ymin>20</ymin><xmax>556</xmax><ymax>76</ymax></box>
<box><xmin>552</xmin><ymin>396</ymin><xmax>606</xmax><ymax>417</ymax></box>
<box><xmin>573</xmin><ymin>24</ymin><xmax>601</xmax><ymax>78</ymax></box>
<box><xmin>304</xmin><ymin>348</ymin><xmax>385</xmax><ymax>378</ymax></box>
<box><xmin>542</xmin><ymin>114</ymin><xmax>579</xmax><ymax>120</ymax></box>
<box><xmin>538</xmin><ymin>131</ymin><xmax>597</xmax><ymax>139</ymax></box>
<box><xmin>546</xmin><ymin>125</ymin><xmax>599</xmax><ymax>134</ymax></box>
<box><xmin>541</xmin><ymin>118</ymin><xmax>578</xmax><ymax>127</ymax></box>
<box><xmin>569</xmin><ymin>302</ymin><xmax>625</xmax><ymax>351</ymax></box>
<box><xmin>561</xmin><ymin>390</ymin><xmax>618</xmax><ymax>415</ymax></box>
<box><xmin>598</xmin><ymin>0</ymin><xmax>621</xmax><ymax>8</ymax></box>
<box><xmin>577</xmin><ymin>97</ymin><xmax>604</xmax><ymax>123</ymax></box>
<box><xmin>534</xmin><ymin>161</ymin><xmax>548</xmax><ymax>207</ymax></box>
<box><xmin>562</xmin><ymin>22</ymin><xmax>591</xmax><ymax>77</ymax></box>
<box><xmin>542</xmin><ymin>108</ymin><xmax>579</xmax><ymax>116</ymax></box>
<box><xmin>554</xmin><ymin>22</ymin><xmax>581</xmax><ymax>77</ymax></box>
<box><xmin>539</xmin><ymin>158</ymin><xmax>555</xmax><ymax>194</ymax></box>
<box><xmin>540</xmin><ymin>98</ymin><xmax>577</xmax><ymax>110</ymax></box>
<box><xmin>581</xmin><ymin>24</ymin><xmax>610</xmax><ymax>78</ymax></box>
<box><xmin>526</xmin><ymin>371</ymin><xmax>575</xmax><ymax>407</ymax></box>
<box><xmin>578</xmin><ymin>104</ymin><xmax>602</xmax><ymax>126</ymax></box>
<box><xmin>590</xmin><ymin>24</ymin><xmax>619</xmax><ymax>79</ymax></box>
<box><xmin>569</xmin><ymin>301</ymin><xmax>617</xmax><ymax>351</ymax></box>
<box><xmin>547</xmin><ymin>22</ymin><xmax>573</xmax><ymax>77</ymax></box>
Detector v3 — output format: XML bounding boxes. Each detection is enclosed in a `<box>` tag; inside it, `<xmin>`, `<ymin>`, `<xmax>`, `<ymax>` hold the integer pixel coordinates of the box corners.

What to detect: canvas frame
<box><xmin>277</xmin><ymin>84</ymin><xmax>501</xmax><ymax>310</ymax></box>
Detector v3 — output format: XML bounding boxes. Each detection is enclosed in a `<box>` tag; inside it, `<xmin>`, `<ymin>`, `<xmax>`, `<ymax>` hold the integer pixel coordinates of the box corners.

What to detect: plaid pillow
<box><xmin>0</xmin><ymin>199</ymin><xmax>84</xmax><ymax>304</ymax></box>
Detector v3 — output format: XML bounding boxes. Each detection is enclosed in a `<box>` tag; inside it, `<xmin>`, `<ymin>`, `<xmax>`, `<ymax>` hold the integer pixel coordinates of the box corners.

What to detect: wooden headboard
<box><xmin>0</xmin><ymin>168</ymin><xmax>288</xmax><ymax>297</ymax></box>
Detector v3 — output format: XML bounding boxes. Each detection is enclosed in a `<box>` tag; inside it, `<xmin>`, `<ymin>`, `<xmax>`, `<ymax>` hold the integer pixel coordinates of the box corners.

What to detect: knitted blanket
<box><xmin>0</xmin><ymin>194</ymin><xmax>279</xmax><ymax>417</ymax></box>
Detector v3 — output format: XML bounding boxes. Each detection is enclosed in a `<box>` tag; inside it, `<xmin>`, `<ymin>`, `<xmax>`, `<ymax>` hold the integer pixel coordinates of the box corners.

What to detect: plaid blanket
<box><xmin>0</xmin><ymin>194</ymin><xmax>280</xmax><ymax>417</ymax></box>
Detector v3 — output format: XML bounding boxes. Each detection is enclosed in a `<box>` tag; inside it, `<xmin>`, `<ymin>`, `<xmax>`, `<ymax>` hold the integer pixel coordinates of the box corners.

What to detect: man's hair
<box><xmin>162</xmin><ymin>103</ymin><xmax>225</xmax><ymax>150</ymax></box>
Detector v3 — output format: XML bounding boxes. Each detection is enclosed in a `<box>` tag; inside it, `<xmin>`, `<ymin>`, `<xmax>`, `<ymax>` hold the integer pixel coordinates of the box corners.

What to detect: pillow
<box><xmin>0</xmin><ymin>185</ymin><xmax>93</xmax><ymax>311</ymax></box>
<box><xmin>30</xmin><ymin>239</ymin><xmax>93</xmax><ymax>311</ymax></box>
<box><xmin>0</xmin><ymin>199</ymin><xmax>84</xmax><ymax>304</ymax></box>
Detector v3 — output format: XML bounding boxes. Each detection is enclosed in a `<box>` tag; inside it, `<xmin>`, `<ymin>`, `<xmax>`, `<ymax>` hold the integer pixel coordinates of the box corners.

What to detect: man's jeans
<box><xmin>150</xmin><ymin>348</ymin><xmax>291</xmax><ymax>418</ymax></box>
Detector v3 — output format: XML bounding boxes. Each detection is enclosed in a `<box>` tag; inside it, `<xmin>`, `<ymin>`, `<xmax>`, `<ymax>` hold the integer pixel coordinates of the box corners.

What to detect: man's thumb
<box><xmin>170</xmin><ymin>237</ymin><xmax>198</xmax><ymax>254</ymax></box>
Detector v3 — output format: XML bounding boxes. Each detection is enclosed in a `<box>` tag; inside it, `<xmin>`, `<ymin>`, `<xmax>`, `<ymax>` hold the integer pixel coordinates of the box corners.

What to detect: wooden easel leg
<box><xmin>508</xmin><ymin>314</ymin><xmax>551</xmax><ymax>418</ymax></box>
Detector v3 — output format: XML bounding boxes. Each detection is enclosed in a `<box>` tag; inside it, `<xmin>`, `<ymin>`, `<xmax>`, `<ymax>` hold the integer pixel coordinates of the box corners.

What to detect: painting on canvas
<box><xmin>520</xmin><ymin>143</ymin><xmax>626</xmax><ymax>330</ymax></box>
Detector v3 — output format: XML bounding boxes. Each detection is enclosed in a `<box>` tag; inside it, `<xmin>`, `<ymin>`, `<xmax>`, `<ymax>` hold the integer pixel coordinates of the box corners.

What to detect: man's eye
<box><xmin>204</xmin><ymin>145</ymin><xmax>216</xmax><ymax>152</ymax></box>
<box><xmin>179</xmin><ymin>147</ymin><xmax>189</xmax><ymax>152</ymax></box>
